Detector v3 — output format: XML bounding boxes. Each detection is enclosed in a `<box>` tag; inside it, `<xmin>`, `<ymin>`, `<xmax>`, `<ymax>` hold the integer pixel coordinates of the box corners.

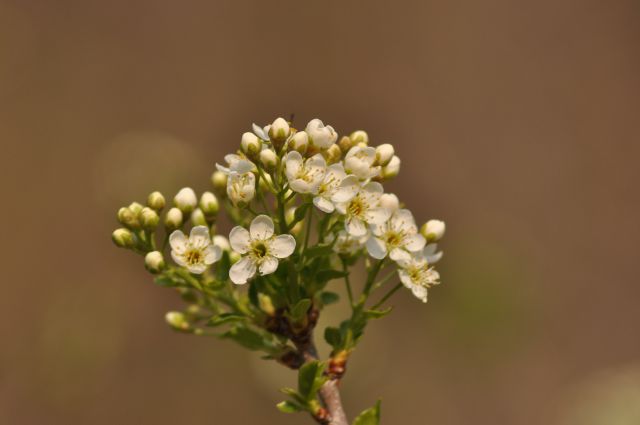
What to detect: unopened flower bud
<box><xmin>190</xmin><ymin>208</ymin><xmax>207</xmax><ymax>226</ymax></box>
<box><xmin>375</xmin><ymin>143</ymin><xmax>395</xmax><ymax>166</ymax></box>
<box><xmin>258</xmin><ymin>293</ymin><xmax>276</xmax><ymax>316</ymax></box>
<box><xmin>268</xmin><ymin>117</ymin><xmax>291</xmax><ymax>146</ymax></box>
<box><xmin>140</xmin><ymin>207</ymin><xmax>160</xmax><ymax>229</ymax></box>
<box><xmin>145</xmin><ymin>251</ymin><xmax>166</xmax><ymax>273</ymax></box>
<box><xmin>258</xmin><ymin>172</ymin><xmax>274</xmax><ymax>192</ymax></box>
<box><xmin>128</xmin><ymin>202</ymin><xmax>144</xmax><ymax>216</ymax></box>
<box><xmin>174</xmin><ymin>187</ymin><xmax>197</xmax><ymax>214</ymax></box>
<box><xmin>213</xmin><ymin>235</ymin><xmax>231</xmax><ymax>252</ymax></box>
<box><xmin>380</xmin><ymin>193</ymin><xmax>400</xmax><ymax>212</ymax></box>
<box><xmin>421</xmin><ymin>219</ymin><xmax>446</xmax><ymax>242</ymax></box>
<box><xmin>241</xmin><ymin>132</ymin><xmax>262</xmax><ymax>157</ymax></box>
<box><xmin>380</xmin><ymin>155</ymin><xmax>400</xmax><ymax>179</ymax></box>
<box><xmin>112</xmin><ymin>228</ymin><xmax>135</xmax><ymax>248</ymax></box>
<box><xmin>288</xmin><ymin>131</ymin><xmax>309</xmax><ymax>154</ymax></box>
<box><xmin>324</xmin><ymin>144</ymin><xmax>343</xmax><ymax>164</ymax></box>
<box><xmin>199</xmin><ymin>191</ymin><xmax>219</xmax><ymax>217</ymax></box>
<box><xmin>165</xmin><ymin>311</ymin><xmax>189</xmax><ymax>331</ymax></box>
<box><xmin>147</xmin><ymin>191</ymin><xmax>166</xmax><ymax>211</ymax></box>
<box><xmin>349</xmin><ymin>130</ymin><xmax>369</xmax><ymax>146</ymax></box>
<box><xmin>164</xmin><ymin>207</ymin><xmax>183</xmax><ymax>229</ymax></box>
<box><xmin>211</xmin><ymin>171</ymin><xmax>228</xmax><ymax>196</ymax></box>
<box><xmin>229</xmin><ymin>250</ymin><xmax>241</xmax><ymax>264</ymax></box>
<box><xmin>306</xmin><ymin>118</ymin><xmax>337</xmax><ymax>150</ymax></box>
<box><xmin>259</xmin><ymin>148</ymin><xmax>278</xmax><ymax>170</ymax></box>
<box><xmin>338</xmin><ymin>135</ymin><xmax>355</xmax><ymax>153</ymax></box>
<box><xmin>117</xmin><ymin>207</ymin><xmax>140</xmax><ymax>229</ymax></box>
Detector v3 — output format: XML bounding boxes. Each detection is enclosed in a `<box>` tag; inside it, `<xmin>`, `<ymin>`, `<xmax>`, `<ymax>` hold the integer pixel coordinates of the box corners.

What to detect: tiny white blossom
<box><xmin>174</xmin><ymin>187</ymin><xmax>198</xmax><ymax>213</ymax></box>
<box><xmin>227</xmin><ymin>171</ymin><xmax>256</xmax><ymax>207</ymax></box>
<box><xmin>335</xmin><ymin>181</ymin><xmax>391</xmax><ymax>237</ymax></box>
<box><xmin>170</xmin><ymin>226</ymin><xmax>222</xmax><ymax>274</ymax></box>
<box><xmin>284</xmin><ymin>151</ymin><xmax>327</xmax><ymax>194</ymax></box>
<box><xmin>215</xmin><ymin>154</ymin><xmax>255</xmax><ymax>175</ymax></box>
<box><xmin>423</xmin><ymin>243</ymin><xmax>443</xmax><ymax>264</ymax></box>
<box><xmin>366</xmin><ymin>209</ymin><xmax>426</xmax><ymax>262</ymax></box>
<box><xmin>375</xmin><ymin>143</ymin><xmax>395</xmax><ymax>166</ymax></box>
<box><xmin>344</xmin><ymin>146</ymin><xmax>381</xmax><ymax>180</ymax></box>
<box><xmin>329</xmin><ymin>230</ymin><xmax>369</xmax><ymax>255</ymax></box>
<box><xmin>228</xmin><ymin>215</ymin><xmax>296</xmax><ymax>284</ymax></box>
<box><xmin>306</xmin><ymin>119</ymin><xmax>337</xmax><ymax>150</ymax></box>
<box><xmin>397</xmin><ymin>254</ymin><xmax>440</xmax><ymax>303</ymax></box>
<box><xmin>421</xmin><ymin>219</ymin><xmax>446</xmax><ymax>242</ymax></box>
<box><xmin>313</xmin><ymin>163</ymin><xmax>359</xmax><ymax>213</ymax></box>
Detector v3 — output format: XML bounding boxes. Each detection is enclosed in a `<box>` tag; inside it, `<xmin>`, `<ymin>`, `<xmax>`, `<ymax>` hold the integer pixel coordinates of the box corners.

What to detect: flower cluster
<box><xmin>111</xmin><ymin>117</ymin><xmax>446</xmax><ymax>423</ymax></box>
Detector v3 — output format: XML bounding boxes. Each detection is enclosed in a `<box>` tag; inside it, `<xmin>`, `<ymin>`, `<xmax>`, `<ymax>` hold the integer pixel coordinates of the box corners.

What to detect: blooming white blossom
<box><xmin>330</xmin><ymin>230</ymin><xmax>369</xmax><ymax>255</ymax></box>
<box><xmin>228</xmin><ymin>215</ymin><xmax>296</xmax><ymax>284</ymax></box>
<box><xmin>423</xmin><ymin>243</ymin><xmax>443</xmax><ymax>265</ymax></box>
<box><xmin>284</xmin><ymin>151</ymin><xmax>327</xmax><ymax>194</ymax></box>
<box><xmin>215</xmin><ymin>154</ymin><xmax>255</xmax><ymax>175</ymax></box>
<box><xmin>335</xmin><ymin>181</ymin><xmax>391</xmax><ymax>237</ymax></box>
<box><xmin>174</xmin><ymin>187</ymin><xmax>198</xmax><ymax>213</ymax></box>
<box><xmin>344</xmin><ymin>146</ymin><xmax>381</xmax><ymax>180</ymax></box>
<box><xmin>313</xmin><ymin>163</ymin><xmax>359</xmax><ymax>213</ymax></box>
<box><xmin>170</xmin><ymin>226</ymin><xmax>222</xmax><ymax>274</ymax></box>
<box><xmin>366</xmin><ymin>209</ymin><xmax>426</xmax><ymax>261</ymax></box>
<box><xmin>227</xmin><ymin>171</ymin><xmax>256</xmax><ymax>206</ymax></box>
<box><xmin>306</xmin><ymin>119</ymin><xmax>337</xmax><ymax>150</ymax></box>
<box><xmin>397</xmin><ymin>254</ymin><xmax>440</xmax><ymax>303</ymax></box>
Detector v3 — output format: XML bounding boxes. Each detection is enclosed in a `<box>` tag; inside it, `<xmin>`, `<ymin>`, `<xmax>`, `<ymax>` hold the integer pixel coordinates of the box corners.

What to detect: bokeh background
<box><xmin>1</xmin><ymin>0</ymin><xmax>639</xmax><ymax>424</ymax></box>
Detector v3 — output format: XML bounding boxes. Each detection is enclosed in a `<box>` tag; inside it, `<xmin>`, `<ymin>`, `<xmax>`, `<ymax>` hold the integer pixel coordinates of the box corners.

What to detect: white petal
<box><xmin>326</xmin><ymin>163</ymin><xmax>346</xmax><ymax>180</ymax></box>
<box><xmin>389</xmin><ymin>248</ymin><xmax>411</xmax><ymax>262</ymax></box>
<box><xmin>334</xmin><ymin>202</ymin><xmax>347</xmax><ymax>215</ymax></box>
<box><xmin>366</xmin><ymin>237</ymin><xmax>388</xmax><ymax>259</ymax></box>
<box><xmin>398</xmin><ymin>269</ymin><xmax>412</xmax><ymax>288</ymax></box>
<box><xmin>411</xmin><ymin>285</ymin><xmax>428</xmax><ymax>303</ymax></box>
<box><xmin>345</xmin><ymin>218</ymin><xmax>367</xmax><ymax>237</ymax></box>
<box><xmin>229</xmin><ymin>226</ymin><xmax>251</xmax><ymax>253</ymax></box>
<box><xmin>233</xmin><ymin>160</ymin><xmax>255</xmax><ymax>174</ymax></box>
<box><xmin>203</xmin><ymin>245</ymin><xmax>222</xmax><ymax>264</ymax></box>
<box><xmin>229</xmin><ymin>256</ymin><xmax>257</xmax><ymax>284</ymax></box>
<box><xmin>307</xmin><ymin>153</ymin><xmax>327</xmax><ymax>170</ymax></box>
<box><xmin>362</xmin><ymin>181</ymin><xmax>383</xmax><ymax>194</ymax></box>
<box><xmin>171</xmin><ymin>250</ymin><xmax>187</xmax><ymax>267</ymax></box>
<box><xmin>169</xmin><ymin>230</ymin><xmax>187</xmax><ymax>253</ymax></box>
<box><xmin>189</xmin><ymin>225</ymin><xmax>211</xmax><ymax>248</ymax></box>
<box><xmin>269</xmin><ymin>234</ymin><xmax>296</xmax><ymax>258</ymax></box>
<box><xmin>259</xmin><ymin>256</ymin><xmax>279</xmax><ymax>275</ymax></box>
<box><xmin>365</xmin><ymin>207</ymin><xmax>391</xmax><ymax>225</ymax></box>
<box><xmin>290</xmin><ymin>179</ymin><xmax>315</xmax><ymax>194</ymax></box>
<box><xmin>404</xmin><ymin>233</ymin><xmax>426</xmax><ymax>252</ymax></box>
<box><xmin>425</xmin><ymin>250</ymin><xmax>443</xmax><ymax>265</ymax></box>
<box><xmin>391</xmin><ymin>209</ymin><xmax>416</xmax><ymax>232</ymax></box>
<box><xmin>313</xmin><ymin>196</ymin><xmax>335</xmax><ymax>213</ymax></box>
<box><xmin>250</xmin><ymin>215</ymin><xmax>274</xmax><ymax>240</ymax></box>
<box><xmin>284</xmin><ymin>151</ymin><xmax>303</xmax><ymax>180</ymax></box>
<box><xmin>187</xmin><ymin>263</ymin><xmax>207</xmax><ymax>274</ymax></box>
<box><xmin>331</xmin><ymin>175</ymin><xmax>359</xmax><ymax>202</ymax></box>
<box><xmin>252</xmin><ymin>123</ymin><xmax>269</xmax><ymax>140</ymax></box>
<box><xmin>423</xmin><ymin>243</ymin><xmax>438</xmax><ymax>256</ymax></box>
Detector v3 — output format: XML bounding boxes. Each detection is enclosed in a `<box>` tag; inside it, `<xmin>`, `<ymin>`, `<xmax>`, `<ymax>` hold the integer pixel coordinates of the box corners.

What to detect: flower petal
<box><xmin>345</xmin><ymin>218</ymin><xmax>368</xmax><ymax>237</ymax></box>
<box><xmin>229</xmin><ymin>256</ymin><xmax>257</xmax><ymax>284</ymax></box>
<box><xmin>331</xmin><ymin>175</ymin><xmax>359</xmax><ymax>203</ymax></box>
<box><xmin>171</xmin><ymin>250</ymin><xmax>187</xmax><ymax>267</ymax></box>
<box><xmin>269</xmin><ymin>234</ymin><xmax>296</xmax><ymax>258</ymax></box>
<box><xmin>203</xmin><ymin>245</ymin><xmax>222</xmax><ymax>264</ymax></box>
<box><xmin>404</xmin><ymin>233</ymin><xmax>426</xmax><ymax>252</ymax></box>
<box><xmin>259</xmin><ymin>256</ymin><xmax>279</xmax><ymax>275</ymax></box>
<box><xmin>313</xmin><ymin>196</ymin><xmax>335</xmax><ymax>213</ymax></box>
<box><xmin>187</xmin><ymin>263</ymin><xmax>207</xmax><ymax>275</ymax></box>
<box><xmin>189</xmin><ymin>225</ymin><xmax>211</xmax><ymax>248</ymax></box>
<box><xmin>362</xmin><ymin>181</ymin><xmax>383</xmax><ymax>194</ymax></box>
<box><xmin>250</xmin><ymin>215</ymin><xmax>275</xmax><ymax>240</ymax></box>
<box><xmin>391</xmin><ymin>209</ymin><xmax>417</xmax><ymax>232</ymax></box>
<box><xmin>389</xmin><ymin>248</ymin><xmax>411</xmax><ymax>262</ymax></box>
<box><xmin>169</xmin><ymin>230</ymin><xmax>187</xmax><ymax>253</ymax></box>
<box><xmin>366</xmin><ymin>237</ymin><xmax>388</xmax><ymax>259</ymax></box>
<box><xmin>229</xmin><ymin>226</ymin><xmax>251</xmax><ymax>253</ymax></box>
<box><xmin>365</xmin><ymin>207</ymin><xmax>391</xmax><ymax>225</ymax></box>
<box><xmin>284</xmin><ymin>151</ymin><xmax>303</xmax><ymax>181</ymax></box>
<box><xmin>411</xmin><ymin>285</ymin><xmax>428</xmax><ymax>303</ymax></box>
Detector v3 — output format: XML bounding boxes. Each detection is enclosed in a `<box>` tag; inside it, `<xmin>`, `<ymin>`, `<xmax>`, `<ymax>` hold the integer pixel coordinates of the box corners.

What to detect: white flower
<box><xmin>421</xmin><ymin>219</ymin><xmax>446</xmax><ymax>242</ymax></box>
<box><xmin>397</xmin><ymin>254</ymin><xmax>440</xmax><ymax>303</ymax></box>
<box><xmin>164</xmin><ymin>207</ymin><xmax>183</xmax><ymax>229</ymax></box>
<box><xmin>423</xmin><ymin>243</ymin><xmax>443</xmax><ymax>264</ymax></box>
<box><xmin>227</xmin><ymin>171</ymin><xmax>256</xmax><ymax>206</ymax></box>
<box><xmin>215</xmin><ymin>154</ymin><xmax>255</xmax><ymax>175</ymax></box>
<box><xmin>284</xmin><ymin>151</ymin><xmax>327</xmax><ymax>194</ymax></box>
<box><xmin>344</xmin><ymin>146</ymin><xmax>381</xmax><ymax>180</ymax></box>
<box><xmin>306</xmin><ymin>119</ymin><xmax>337</xmax><ymax>150</ymax></box>
<box><xmin>228</xmin><ymin>215</ymin><xmax>296</xmax><ymax>284</ymax></box>
<box><xmin>259</xmin><ymin>148</ymin><xmax>278</xmax><ymax>170</ymax></box>
<box><xmin>375</xmin><ymin>143</ymin><xmax>395</xmax><ymax>166</ymax></box>
<box><xmin>241</xmin><ymin>132</ymin><xmax>262</xmax><ymax>155</ymax></box>
<box><xmin>380</xmin><ymin>155</ymin><xmax>400</xmax><ymax>179</ymax></box>
<box><xmin>174</xmin><ymin>187</ymin><xmax>198</xmax><ymax>213</ymax></box>
<box><xmin>313</xmin><ymin>163</ymin><xmax>359</xmax><ymax>213</ymax></box>
<box><xmin>329</xmin><ymin>230</ymin><xmax>369</xmax><ymax>255</ymax></box>
<box><xmin>268</xmin><ymin>117</ymin><xmax>291</xmax><ymax>142</ymax></box>
<box><xmin>288</xmin><ymin>131</ymin><xmax>309</xmax><ymax>154</ymax></box>
<box><xmin>145</xmin><ymin>251</ymin><xmax>166</xmax><ymax>273</ymax></box>
<box><xmin>170</xmin><ymin>226</ymin><xmax>222</xmax><ymax>274</ymax></box>
<box><xmin>335</xmin><ymin>182</ymin><xmax>391</xmax><ymax>237</ymax></box>
<box><xmin>366</xmin><ymin>209</ymin><xmax>426</xmax><ymax>262</ymax></box>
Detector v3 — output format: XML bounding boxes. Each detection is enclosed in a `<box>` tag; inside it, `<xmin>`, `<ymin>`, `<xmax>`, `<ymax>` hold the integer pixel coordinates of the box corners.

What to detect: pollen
<box><xmin>185</xmin><ymin>249</ymin><xmax>203</xmax><ymax>265</ymax></box>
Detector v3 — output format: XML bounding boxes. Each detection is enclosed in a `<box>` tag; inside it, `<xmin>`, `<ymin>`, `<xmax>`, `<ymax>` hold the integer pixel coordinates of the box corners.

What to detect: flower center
<box><xmin>347</xmin><ymin>196</ymin><xmax>367</xmax><ymax>218</ymax></box>
<box><xmin>251</xmin><ymin>241</ymin><xmax>269</xmax><ymax>258</ymax></box>
<box><xmin>184</xmin><ymin>249</ymin><xmax>203</xmax><ymax>266</ymax></box>
<box><xmin>384</xmin><ymin>231</ymin><xmax>404</xmax><ymax>248</ymax></box>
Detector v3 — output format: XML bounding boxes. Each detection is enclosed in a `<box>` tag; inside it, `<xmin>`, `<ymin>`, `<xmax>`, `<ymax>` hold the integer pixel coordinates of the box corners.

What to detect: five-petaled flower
<box><xmin>344</xmin><ymin>145</ymin><xmax>381</xmax><ymax>180</ymax></box>
<box><xmin>284</xmin><ymin>151</ymin><xmax>327</xmax><ymax>194</ymax></box>
<box><xmin>397</xmin><ymin>254</ymin><xmax>441</xmax><ymax>303</ymax></box>
<box><xmin>228</xmin><ymin>215</ymin><xmax>296</xmax><ymax>284</ymax></box>
<box><xmin>366</xmin><ymin>209</ymin><xmax>426</xmax><ymax>262</ymax></box>
<box><xmin>313</xmin><ymin>163</ymin><xmax>359</xmax><ymax>213</ymax></box>
<box><xmin>335</xmin><ymin>181</ymin><xmax>391</xmax><ymax>237</ymax></box>
<box><xmin>170</xmin><ymin>226</ymin><xmax>222</xmax><ymax>274</ymax></box>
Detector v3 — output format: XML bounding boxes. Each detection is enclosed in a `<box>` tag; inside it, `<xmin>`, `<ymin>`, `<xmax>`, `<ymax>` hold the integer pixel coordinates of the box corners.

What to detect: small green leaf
<box><xmin>207</xmin><ymin>313</ymin><xmax>245</xmax><ymax>327</ymax></box>
<box><xmin>352</xmin><ymin>400</ymin><xmax>381</xmax><ymax>425</ymax></box>
<box><xmin>154</xmin><ymin>276</ymin><xmax>177</xmax><ymax>287</ymax></box>
<box><xmin>324</xmin><ymin>326</ymin><xmax>342</xmax><ymax>348</ymax></box>
<box><xmin>363</xmin><ymin>307</ymin><xmax>393</xmax><ymax>319</ymax></box>
<box><xmin>298</xmin><ymin>361</ymin><xmax>324</xmax><ymax>399</ymax></box>
<box><xmin>319</xmin><ymin>291</ymin><xmax>339</xmax><ymax>306</ymax></box>
<box><xmin>316</xmin><ymin>269</ymin><xmax>348</xmax><ymax>283</ymax></box>
<box><xmin>293</xmin><ymin>203</ymin><xmax>311</xmax><ymax>224</ymax></box>
<box><xmin>222</xmin><ymin>326</ymin><xmax>268</xmax><ymax>351</ymax></box>
<box><xmin>276</xmin><ymin>400</ymin><xmax>303</xmax><ymax>413</ymax></box>
<box><xmin>290</xmin><ymin>298</ymin><xmax>311</xmax><ymax>322</ymax></box>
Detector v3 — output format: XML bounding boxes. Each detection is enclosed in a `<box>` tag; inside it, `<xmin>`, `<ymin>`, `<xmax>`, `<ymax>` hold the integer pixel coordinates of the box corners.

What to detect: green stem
<box><xmin>371</xmin><ymin>282</ymin><xmax>403</xmax><ymax>310</ymax></box>
<box><xmin>341</xmin><ymin>258</ymin><xmax>354</xmax><ymax>307</ymax></box>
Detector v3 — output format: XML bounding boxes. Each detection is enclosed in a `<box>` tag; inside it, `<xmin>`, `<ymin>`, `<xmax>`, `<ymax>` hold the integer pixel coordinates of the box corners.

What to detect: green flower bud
<box><xmin>349</xmin><ymin>130</ymin><xmax>369</xmax><ymax>146</ymax></box>
<box><xmin>164</xmin><ymin>207</ymin><xmax>183</xmax><ymax>229</ymax></box>
<box><xmin>128</xmin><ymin>202</ymin><xmax>144</xmax><ymax>216</ymax></box>
<box><xmin>140</xmin><ymin>207</ymin><xmax>160</xmax><ymax>230</ymax></box>
<box><xmin>173</xmin><ymin>187</ymin><xmax>197</xmax><ymax>214</ymax></box>
<box><xmin>190</xmin><ymin>208</ymin><xmax>207</xmax><ymax>226</ymax></box>
<box><xmin>258</xmin><ymin>293</ymin><xmax>275</xmax><ymax>316</ymax></box>
<box><xmin>211</xmin><ymin>171</ymin><xmax>228</xmax><ymax>196</ymax></box>
<box><xmin>241</xmin><ymin>132</ymin><xmax>262</xmax><ymax>157</ymax></box>
<box><xmin>117</xmin><ymin>207</ymin><xmax>140</xmax><ymax>229</ymax></box>
<box><xmin>147</xmin><ymin>191</ymin><xmax>166</xmax><ymax>211</ymax></box>
<box><xmin>338</xmin><ymin>135</ymin><xmax>356</xmax><ymax>153</ymax></box>
<box><xmin>380</xmin><ymin>155</ymin><xmax>400</xmax><ymax>179</ymax></box>
<box><xmin>375</xmin><ymin>143</ymin><xmax>395</xmax><ymax>166</ymax></box>
<box><xmin>268</xmin><ymin>117</ymin><xmax>291</xmax><ymax>147</ymax></box>
<box><xmin>324</xmin><ymin>144</ymin><xmax>343</xmax><ymax>165</ymax></box>
<box><xmin>112</xmin><ymin>228</ymin><xmax>135</xmax><ymax>248</ymax></box>
<box><xmin>199</xmin><ymin>191</ymin><xmax>219</xmax><ymax>217</ymax></box>
<box><xmin>165</xmin><ymin>311</ymin><xmax>189</xmax><ymax>331</ymax></box>
<box><xmin>144</xmin><ymin>251</ymin><xmax>166</xmax><ymax>273</ymax></box>
<box><xmin>259</xmin><ymin>148</ymin><xmax>278</xmax><ymax>171</ymax></box>
<box><xmin>420</xmin><ymin>219</ymin><xmax>446</xmax><ymax>242</ymax></box>
<box><xmin>288</xmin><ymin>131</ymin><xmax>309</xmax><ymax>154</ymax></box>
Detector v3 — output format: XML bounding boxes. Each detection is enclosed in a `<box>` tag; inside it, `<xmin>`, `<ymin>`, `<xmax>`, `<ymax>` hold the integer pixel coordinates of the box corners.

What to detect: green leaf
<box><xmin>319</xmin><ymin>291</ymin><xmax>339</xmax><ymax>306</ymax></box>
<box><xmin>276</xmin><ymin>400</ymin><xmax>303</xmax><ymax>413</ymax></box>
<box><xmin>292</xmin><ymin>203</ymin><xmax>311</xmax><ymax>224</ymax></box>
<box><xmin>289</xmin><ymin>298</ymin><xmax>311</xmax><ymax>322</ymax></box>
<box><xmin>363</xmin><ymin>307</ymin><xmax>393</xmax><ymax>319</ymax></box>
<box><xmin>324</xmin><ymin>326</ymin><xmax>342</xmax><ymax>348</ymax></box>
<box><xmin>316</xmin><ymin>269</ymin><xmax>348</xmax><ymax>283</ymax></box>
<box><xmin>154</xmin><ymin>276</ymin><xmax>177</xmax><ymax>287</ymax></box>
<box><xmin>303</xmin><ymin>244</ymin><xmax>335</xmax><ymax>258</ymax></box>
<box><xmin>352</xmin><ymin>400</ymin><xmax>381</xmax><ymax>425</ymax></box>
<box><xmin>222</xmin><ymin>326</ymin><xmax>268</xmax><ymax>351</ymax></box>
<box><xmin>298</xmin><ymin>361</ymin><xmax>325</xmax><ymax>399</ymax></box>
<box><xmin>207</xmin><ymin>313</ymin><xmax>245</xmax><ymax>327</ymax></box>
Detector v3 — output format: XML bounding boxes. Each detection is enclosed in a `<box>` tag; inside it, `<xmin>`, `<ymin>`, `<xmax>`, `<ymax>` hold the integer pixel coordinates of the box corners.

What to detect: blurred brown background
<box><xmin>1</xmin><ymin>0</ymin><xmax>639</xmax><ymax>424</ymax></box>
